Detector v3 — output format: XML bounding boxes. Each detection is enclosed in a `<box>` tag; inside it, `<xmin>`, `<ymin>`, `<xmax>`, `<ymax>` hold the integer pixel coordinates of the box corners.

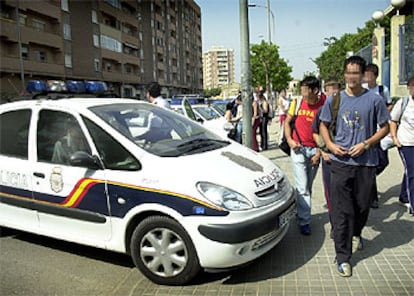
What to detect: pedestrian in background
<box><xmin>364</xmin><ymin>63</ymin><xmax>393</xmax><ymax>208</ymax></box>
<box><xmin>233</xmin><ymin>95</ymin><xmax>243</xmax><ymax>144</ymax></box>
<box><xmin>146</xmin><ymin>81</ymin><xmax>170</xmax><ymax>109</ymax></box>
<box><xmin>278</xmin><ymin>89</ymin><xmax>291</xmax><ymax>142</ymax></box>
<box><xmin>319</xmin><ymin>56</ymin><xmax>390</xmax><ymax>277</ymax></box>
<box><xmin>258</xmin><ymin>90</ymin><xmax>269</xmax><ymax>151</ymax></box>
<box><xmin>252</xmin><ymin>93</ymin><xmax>261</xmax><ymax>152</ymax></box>
<box><xmin>390</xmin><ymin>76</ymin><xmax>414</xmax><ymax>215</ymax></box>
<box><xmin>312</xmin><ymin>78</ymin><xmax>342</xmax><ymax>238</ymax></box>
<box><xmin>284</xmin><ymin>76</ymin><xmax>325</xmax><ymax>236</ymax></box>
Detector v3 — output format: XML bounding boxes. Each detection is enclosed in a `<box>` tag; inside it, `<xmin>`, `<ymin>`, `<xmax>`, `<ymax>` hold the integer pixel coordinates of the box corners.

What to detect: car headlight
<box><xmin>196</xmin><ymin>182</ymin><xmax>253</xmax><ymax>210</ymax></box>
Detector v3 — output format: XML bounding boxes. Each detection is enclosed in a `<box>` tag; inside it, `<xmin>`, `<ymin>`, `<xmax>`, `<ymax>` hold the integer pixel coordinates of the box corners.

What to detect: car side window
<box><xmin>37</xmin><ymin>110</ymin><xmax>91</xmax><ymax>165</ymax></box>
<box><xmin>0</xmin><ymin>109</ymin><xmax>31</xmax><ymax>159</ymax></box>
<box><xmin>83</xmin><ymin>117</ymin><xmax>141</xmax><ymax>171</ymax></box>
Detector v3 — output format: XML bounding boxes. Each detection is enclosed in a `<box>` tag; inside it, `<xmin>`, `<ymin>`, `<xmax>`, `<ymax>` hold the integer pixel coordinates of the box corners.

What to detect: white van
<box><xmin>0</xmin><ymin>96</ymin><xmax>295</xmax><ymax>285</ymax></box>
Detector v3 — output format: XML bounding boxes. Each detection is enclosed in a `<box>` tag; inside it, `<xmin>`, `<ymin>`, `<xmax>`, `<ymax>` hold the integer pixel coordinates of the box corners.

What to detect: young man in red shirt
<box><xmin>284</xmin><ymin>76</ymin><xmax>325</xmax><ymax>235</ymax></box>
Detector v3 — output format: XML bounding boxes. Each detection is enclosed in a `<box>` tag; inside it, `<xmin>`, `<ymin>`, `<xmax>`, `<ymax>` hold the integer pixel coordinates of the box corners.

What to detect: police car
<box><xmin>0</xmin><ymin>81</ymin><xmax>296</xmax><ymax>285</ymax></box>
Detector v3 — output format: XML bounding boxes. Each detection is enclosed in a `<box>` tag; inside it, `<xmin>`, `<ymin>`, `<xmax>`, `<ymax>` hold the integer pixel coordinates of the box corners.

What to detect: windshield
<box><xmin>193</xmin><ymin>105</ymin><xmax>222</xmax><ymax>120</ymax></box>
<box><xmin>90</xmin><ymin>102</ymin><xmax>229</xmax><ymax>157</ymax></box>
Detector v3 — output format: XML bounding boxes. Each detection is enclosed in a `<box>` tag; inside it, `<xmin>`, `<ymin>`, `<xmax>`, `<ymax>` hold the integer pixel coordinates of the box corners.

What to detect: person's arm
<box><xmin>389</xmin><ymin>120</ymin><xmax>401</xmax><ymax>147</ymax></box>
<box><xmin>320</xmin><ymin>121</ymin><xmax>348</xmax><ymax>157</ymax></box>
<box><xmin>284</xmin><ymin>116</ymin><xmax>301</xmax><ymax>152</ymax></box>
<box><xmin>252</xmin><ymin>101</ymin><xmax>258</xmax><ymax>125</ymax></box>
<box><xmin>348</xmin><ymin>122</ymin><xmax>390</xmax><ymax>157</ymax></box>
<box><xmin>225</xmin><ymin>110</ymin><xmax>232</xmax><ymax>122</ymax></box>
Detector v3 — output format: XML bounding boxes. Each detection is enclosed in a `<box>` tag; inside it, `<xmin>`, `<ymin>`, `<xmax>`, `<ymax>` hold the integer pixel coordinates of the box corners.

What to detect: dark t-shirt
<box><xmin>320</xmin><ymin>89</ymin><xmax>390</xmax><ymax>166</ymax></box>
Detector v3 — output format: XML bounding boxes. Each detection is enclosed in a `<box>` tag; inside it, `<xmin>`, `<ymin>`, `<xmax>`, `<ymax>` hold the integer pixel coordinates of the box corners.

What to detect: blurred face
<box><xmin>344</xmin><ymin>63</ymin><xmax>364</xmax><ymax>89</ymax></box>
<box><xmin>325</xmin><ymin>84</ymin><xmax>340</xmax><ymax>96</ymax></box>
<box><xmin>300</xmin><ymin>85</ymin><xmax>318</xmax><ymax>99</ymax></box>
<box><xmin>363</xmin><ymin>70</ymin><xmax>377</xmax><ymax>87</ymax></box>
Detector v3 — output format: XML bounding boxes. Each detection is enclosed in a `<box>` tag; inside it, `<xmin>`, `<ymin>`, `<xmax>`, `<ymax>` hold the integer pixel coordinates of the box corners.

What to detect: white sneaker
<box><xmin>352</xmin><ymin>236</ymin><xmax>363</xmax><ymax>253</ymax></box>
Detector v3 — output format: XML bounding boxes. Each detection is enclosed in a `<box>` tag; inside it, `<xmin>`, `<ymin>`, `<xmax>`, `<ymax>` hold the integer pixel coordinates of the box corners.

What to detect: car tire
<box><xmin>130</xmin><ymin>215</ymin><xmax>201</xmax><ymax>285</ymax></box>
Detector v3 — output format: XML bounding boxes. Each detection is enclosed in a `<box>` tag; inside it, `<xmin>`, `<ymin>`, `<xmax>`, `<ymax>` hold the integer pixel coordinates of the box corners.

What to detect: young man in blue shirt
<box><xmin>319</xmin><ymin>56</ymin><xmax>390</xmax><ymax>277</ymax></box>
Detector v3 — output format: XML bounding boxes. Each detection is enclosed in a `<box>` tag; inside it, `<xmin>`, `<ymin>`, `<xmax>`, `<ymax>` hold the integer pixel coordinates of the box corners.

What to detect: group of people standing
<box><xmin>225</xmin><ymin>90</ymin><xmax>272</xmax><ymax>151</ymax></box>
<box><xmin>281</xmin><ymin>55</ymin><xmax>413</xmax><ymax>278</ymax></box>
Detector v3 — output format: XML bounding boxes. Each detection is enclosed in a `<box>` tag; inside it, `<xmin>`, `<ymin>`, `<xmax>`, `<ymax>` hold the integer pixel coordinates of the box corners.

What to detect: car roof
<box><xmin>0</xmin><ymin>97</ymin><xmax>148</xmax><ymax>112</ymax></box>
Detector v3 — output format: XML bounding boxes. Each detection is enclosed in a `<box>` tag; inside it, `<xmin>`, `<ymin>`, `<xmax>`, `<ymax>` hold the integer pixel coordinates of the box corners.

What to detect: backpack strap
<box><xmin>294</xmin><ymin>97</ymin><xmax>303</xmax><ymax>116</ymax></box>
<box><xmin>399</xmin><ymin>96</ymin><xmax>409</xmax><ymax>123</ymax></box>
<box><xmin>291</xmin><ymin>97</ymin><xmax>303</xmax><ymax>144</ymax></box>
<box><xmin>330</xmin><ymin>92</ymin><xmax>341</xmax><ymax>134</ymax></box>
<box><xmin>378</xmin><ymin>85</ymin><xmax>384</xmax><ymax>97</ymax></box>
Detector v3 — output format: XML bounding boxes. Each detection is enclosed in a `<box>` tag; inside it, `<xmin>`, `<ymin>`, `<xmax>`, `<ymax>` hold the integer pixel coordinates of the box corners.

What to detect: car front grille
<box><xmin>251</xmin><ymin>225</ymin><xmax>285</xmax><ymax>251</ymax></box>
<box><xmin>255</xmin><ymin>177</ymin><xmax>289</xmax><ymax>200</ymax></box>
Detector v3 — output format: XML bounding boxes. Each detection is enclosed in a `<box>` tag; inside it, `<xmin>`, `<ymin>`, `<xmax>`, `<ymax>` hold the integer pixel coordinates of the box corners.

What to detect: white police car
<box><xmin>0</xmin><ymin>84</ymin><xmax>295</xmax><ymax>285</ymax></box>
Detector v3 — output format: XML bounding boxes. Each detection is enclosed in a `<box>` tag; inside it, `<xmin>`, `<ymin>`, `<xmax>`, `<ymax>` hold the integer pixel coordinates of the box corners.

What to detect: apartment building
<box><xmin>0</xmin><ymin>0</ymin><xmax>202</xmax><ymax>101</ymax></box>
<box><xmin>203</xmin><ymin>46</ymin><xmax>235</xmax><ymax>90</ymax></box>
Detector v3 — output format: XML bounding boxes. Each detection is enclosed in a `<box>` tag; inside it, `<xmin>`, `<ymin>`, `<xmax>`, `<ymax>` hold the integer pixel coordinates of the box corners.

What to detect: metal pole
<box><xmin>15</xmin><ymin>0</ymin><xmax>25</xmax><ymax>93</ymax></box>
<box><xmin>267</xmin><ymin>0</ymin><xmax>271</xmax><ymax>44</ymax></box>
<box><xmin>240</xmin><ymin>0</ymin><xmax>253</xmax><ymax>149</ymax></box>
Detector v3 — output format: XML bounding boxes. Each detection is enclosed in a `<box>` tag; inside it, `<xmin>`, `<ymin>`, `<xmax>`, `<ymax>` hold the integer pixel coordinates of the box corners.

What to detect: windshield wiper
<box><xmin>176</xmin><ymin>138</ymin><xmax>229</xmax><ymax>155</ymax></box>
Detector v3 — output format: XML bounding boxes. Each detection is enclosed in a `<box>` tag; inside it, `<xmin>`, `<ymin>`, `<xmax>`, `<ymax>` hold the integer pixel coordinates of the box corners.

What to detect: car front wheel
<box><xmin>130</xmin><ymin>215</ymin><xmax>201</xmax><ymax>285</ymax></box>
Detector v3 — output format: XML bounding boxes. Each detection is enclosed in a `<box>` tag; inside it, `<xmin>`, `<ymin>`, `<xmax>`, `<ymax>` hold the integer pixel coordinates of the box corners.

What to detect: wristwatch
<box><xmin>363</xmin><ymin>141</ymin><xmax>370</xmax><ymax>150</ymax></box>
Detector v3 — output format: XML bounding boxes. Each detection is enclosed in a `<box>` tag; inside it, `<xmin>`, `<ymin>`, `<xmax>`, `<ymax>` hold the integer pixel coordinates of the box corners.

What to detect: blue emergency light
<box><xmin>84</xmin><ymin>81</ymin><xmax>108</xmax><ymax>93</ymax></box>
<box><xmin>26</xmin><ymin>80</ymin><xmax>48</xmax><ymax>93</ymax></box>
<box><xmin>66</xmin><ymin>80</ymin><xmax>86</xmax><ymax>93</ymax></box>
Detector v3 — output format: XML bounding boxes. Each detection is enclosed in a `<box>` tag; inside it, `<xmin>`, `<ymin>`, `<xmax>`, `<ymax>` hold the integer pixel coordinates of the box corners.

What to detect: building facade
<box><xmin>0</xmin><ymin>0</ymin><xmax>203</xmax><ymax>101</ymax></box>
<box><xmin>203</xmin><ymin>46</ymin><xmax>234</xmax><ymax>90</ymax></box>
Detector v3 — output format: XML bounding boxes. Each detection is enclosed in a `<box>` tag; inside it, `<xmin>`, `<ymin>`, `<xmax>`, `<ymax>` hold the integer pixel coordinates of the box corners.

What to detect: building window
<box><xmin>61</xmin><ymin>0</ymin><xmax>69</xmax><ymax>12</ymax></box>
<box><xmin>105</xmin><ymin>62</ymin><xmax>112</xmax><ymax>72</ymax></box>
<box><xmin>65</xmin><ymin>54</ymin><xmax>72</xmax><ymax>68</ymax></box>
<box><xmin>21</xmin><ymin>46</ymin><xmax>28</xmax><ymax>60</ymax></box>
<box><xmin>34</xmin><ymin>51</ymin><xmax>47</xmax><ymax>62</ymax></box>
<box><xmin>104</xmin><ymin>0</ymin><xmax>120</xmax><ymax>9</ymax></box>
<box><xmin>63</xmin><ymin>23</ymin><xmax>71</xmax><ymax>40</ymax></box>
<box><xmin>32</xmin><ymin>19</ymin><xmax>45</xmax><ymax>32</ymax></box>
<box><xmin>18</xmin><ymin>14</ymin><xmax>27</xmax><ymax>26</ymax></box>
<box><xmin>92</xmin><ymin>10</ymin><xmax>98</xmax><ymax>23</ymax></box>
<box><xmin>124</xmin><ymin>64</ymin><xmax>133</xmax><ymax>74</ymax></box>
<box><xmin>93</xmin><ymin>34</ymin><xmax>100</xmax><ymax>47</ymax></box>
<box><xmin>94</xmin><ymin>59</ymin><xmax>100</xmax><ymax>72</ymax></box>
<box><xmin>101</xmin><ymin>35</ymin><xmax>122</xmax><ymax>52</ymax></box>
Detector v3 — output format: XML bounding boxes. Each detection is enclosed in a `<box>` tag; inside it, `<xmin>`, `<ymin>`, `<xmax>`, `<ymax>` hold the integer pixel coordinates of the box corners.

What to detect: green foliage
<box><xmin>203</xmin><ymin>87</ymin><xmax>222</xmax><ymax>98</ymax></box>
<box><xmin>315</xmin><ymin>17</ymin><xmax>391</xmax><ymax>83</ymax></box>
<box><xmin>250</xmin><ymin>41</ymin><xmax>293</xmax><ymax>92</ymax></box>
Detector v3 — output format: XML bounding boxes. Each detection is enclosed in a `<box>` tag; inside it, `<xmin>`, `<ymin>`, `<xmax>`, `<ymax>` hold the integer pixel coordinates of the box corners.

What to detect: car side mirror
<box><xmin>70</xmin><ymin>151</ymin><xmax>104</xmax><ymax>170</ymax></box>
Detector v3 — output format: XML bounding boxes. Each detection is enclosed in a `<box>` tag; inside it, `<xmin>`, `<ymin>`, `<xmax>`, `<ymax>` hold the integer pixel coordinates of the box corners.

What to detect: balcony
<box><xmin>1</xmin><ymin>56</ymin><xmax>64</xmax><ymax>76</ymax></box>
<box><xmin>6</xmin><ymin>0</ymin><xmax>61</xmax><ymax>23</ymax></box>
<box><xmin>1</xmin><ymin>19</ymin><xmax>62</xmax><ymax>50</ymax></box>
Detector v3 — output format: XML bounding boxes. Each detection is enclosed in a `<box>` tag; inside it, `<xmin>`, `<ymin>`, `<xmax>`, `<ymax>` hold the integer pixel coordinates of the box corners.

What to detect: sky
<box><xmin>196</xmin><ymin>0</ymin><xmax>391</xmax><ymax>81</ymax></box>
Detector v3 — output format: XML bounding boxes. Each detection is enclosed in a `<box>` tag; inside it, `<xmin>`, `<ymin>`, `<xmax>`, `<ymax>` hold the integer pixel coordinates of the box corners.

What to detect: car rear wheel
<box><xmin>130</xmin><ymin>216</ymin><xmax>201</xmax><ymax>285</ymax></box>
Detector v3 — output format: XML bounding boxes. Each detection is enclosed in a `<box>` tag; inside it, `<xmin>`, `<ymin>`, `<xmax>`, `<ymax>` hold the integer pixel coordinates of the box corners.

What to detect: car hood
<box><xmin>141</xmin><ymin>142</ymin><xmax>291</xmax><ymax>208</ymax></box>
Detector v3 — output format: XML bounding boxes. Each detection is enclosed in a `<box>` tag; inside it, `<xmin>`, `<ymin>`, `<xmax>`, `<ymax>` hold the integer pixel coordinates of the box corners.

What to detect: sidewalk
<box><xmin>131</xmin><ymin>121</ymin><xmax>413</xmax><ymax>296</ymax></box>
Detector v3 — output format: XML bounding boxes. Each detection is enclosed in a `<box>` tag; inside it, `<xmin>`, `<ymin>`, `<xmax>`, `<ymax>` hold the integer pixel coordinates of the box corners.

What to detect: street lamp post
<box><xmin>249</xmin><ymin>2</ymin><xmax>276</xmax><ymax>107</ymax></box>
<box><xmin>248</xmin><ymin>2</ymin><xmax>275</xmax><ymax>44</ymax></box>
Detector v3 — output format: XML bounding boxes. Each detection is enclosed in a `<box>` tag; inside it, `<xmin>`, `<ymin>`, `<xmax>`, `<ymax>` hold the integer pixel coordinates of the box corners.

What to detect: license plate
<box><xmin>278</xmin><ymin>203</ymin><xmax>296</xmax><ymax>227</ymax></box>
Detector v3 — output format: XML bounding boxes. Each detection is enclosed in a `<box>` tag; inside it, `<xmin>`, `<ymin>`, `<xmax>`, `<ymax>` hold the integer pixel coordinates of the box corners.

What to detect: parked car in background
<box><xmin>171</xmin><ymin>99</ymin><xmax>230</xmax><ymax>138</ymax></box>
<box><xmin>0</xmin><ymin>82</ymin><xmax>296</xmax><ymax>285</ymax></box>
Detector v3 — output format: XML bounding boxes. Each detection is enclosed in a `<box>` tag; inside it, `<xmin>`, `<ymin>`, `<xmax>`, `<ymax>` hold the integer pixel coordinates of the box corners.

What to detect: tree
<box><xmin>315</xmin><ymin>17</ymin><xmax>391</xmax><ymax>83</ymax></box>
<box><xmin>203</xmin><ymin>87</ymin><xmax>222</xmax><ymax>98</ymax></box>
<box><xmin>250</xmin><ymin>41</ymin><xmax>293</xmax><ymax>93</ymax></box>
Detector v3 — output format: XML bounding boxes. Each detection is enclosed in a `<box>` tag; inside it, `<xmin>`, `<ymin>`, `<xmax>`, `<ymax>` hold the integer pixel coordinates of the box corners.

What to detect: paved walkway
<box><xmin>134</xmin><ymin>120</ymin><xmax>413</xmax><ymax>296</ymax></box>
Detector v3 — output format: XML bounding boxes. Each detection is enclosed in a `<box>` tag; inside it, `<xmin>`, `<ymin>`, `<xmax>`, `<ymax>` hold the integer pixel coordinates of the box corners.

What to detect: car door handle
<box><xmin>33</xmin><ymin>172</ymin><xmax>45</xmax><ymax>178</ymax></box>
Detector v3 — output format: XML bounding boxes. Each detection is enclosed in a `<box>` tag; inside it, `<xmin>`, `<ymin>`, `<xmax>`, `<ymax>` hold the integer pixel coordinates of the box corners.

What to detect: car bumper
<box><xmin>189</xmin><ymin>191</ymin><xmax>296</xmax><ymax>269</ymax></box>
